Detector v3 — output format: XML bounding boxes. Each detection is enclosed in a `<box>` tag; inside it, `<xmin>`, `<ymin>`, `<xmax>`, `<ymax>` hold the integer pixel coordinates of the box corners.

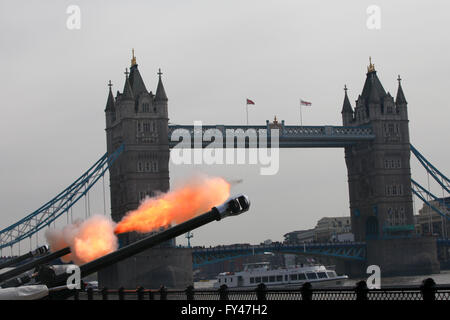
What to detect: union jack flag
<box><xmin>300</xmin><ymin>99</ymin><xmax>312</xmax><ymax>106</ymax></box>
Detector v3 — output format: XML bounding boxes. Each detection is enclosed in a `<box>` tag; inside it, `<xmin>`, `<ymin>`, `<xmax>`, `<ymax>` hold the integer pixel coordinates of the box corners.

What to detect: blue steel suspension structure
<box><xmin>410</xmin><ymin>144</ymin><xmax>450</xmax><ymax>220</ymax></box>
<box><xmin>0</xmin><ymin>144</ymin><xmax>124</xmax><ymax>251</ymax></box>
<box><xmin>192</xmin><ymin>242</ymin><xmax>367</xmax><ymax>268</ymax></box>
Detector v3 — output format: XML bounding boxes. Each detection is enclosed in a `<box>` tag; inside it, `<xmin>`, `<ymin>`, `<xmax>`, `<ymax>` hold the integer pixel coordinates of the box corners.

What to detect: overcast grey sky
<box><xmin>0</xmin><ymin>0</ymin><xmax>449</xmax><ymax>252</ymax></box>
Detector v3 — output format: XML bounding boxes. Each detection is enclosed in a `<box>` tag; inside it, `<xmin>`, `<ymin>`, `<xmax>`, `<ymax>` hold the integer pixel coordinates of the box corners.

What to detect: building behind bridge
<box><xmin>415</xmin><ymin>197</ymin><xmax>450</xmax><ymax>238</ymax></box>
<box><xmin>284</xmin><ymin>229</ymin><xmax>315</xmax><ymax>244</ymax></box>
<box><xmin>315</xmin><ymin>217</ymin><xmax>353</xmax><ymax>242</ymax></box>
<box><xmin>284</xmin><ymin>217</ymin><xmax>353</xmax><ymax>244</ymax></box>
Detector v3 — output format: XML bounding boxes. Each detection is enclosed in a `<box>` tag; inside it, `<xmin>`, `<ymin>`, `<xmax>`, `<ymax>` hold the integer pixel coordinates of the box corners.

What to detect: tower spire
<box><xmin>122</xmin><ymin>68</ymin><xmax>134</xmax><ymax>100</ymax></box>
<box><xmin>368</xmin><ymin>78</ymin><xmax>380</xmax><ymax>103</ymax></box>
<box><xmin>396</xmin><ymin>74</ymin><xmax>407</xmax><ymax>105</ymax></box>
<box><xmin>155</xmin><ymin>68</ymin><xmax>168</xmax><ymax>101</ymax></box>
<box><xmin>105</xmin><ymin>80</ymin><xmax>115</xmax><ymax>111</ymax></box>
<box><xmin>367</xmin><ymin>56</ymin><xmax>376</xmax><ymax>73</ymax></box>
<box><xmin>131</xmin><ymin>48</ymin><xmax>137</xmax><ymax>67</ymax></box>
<box><xmin>341</xmin><ymin>84</ymin><xmax>353</xmax><ymax>114</ymax></box>
<box><xmin>128</xmin><ymin>51</ymin><xmax>147</xmax><ymax>96</ymax></box>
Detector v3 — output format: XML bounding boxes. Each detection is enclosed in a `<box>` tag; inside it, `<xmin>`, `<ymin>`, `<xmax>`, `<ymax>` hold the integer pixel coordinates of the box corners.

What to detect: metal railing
<box><xmin>64</xmin><ymin>279</ymin><xmax>450</xmax><ymax>301</ymax></box>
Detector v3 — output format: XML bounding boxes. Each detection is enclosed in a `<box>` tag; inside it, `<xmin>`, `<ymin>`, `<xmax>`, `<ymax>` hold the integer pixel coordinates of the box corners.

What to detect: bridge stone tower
<box><xmin>341</xmin><ymin>59</ymin><xmax>439</xmax><ymax>275</ymax></box>
<box><xmin>100</xmin><ymin>51</ymin><xmax>192</xmax><ymax>288</ymax></box>
<box><xmin>342</xmin><ymin>59</ymin><xmax>414</xmax><ymax>242</ymax></box>
<box><xmin>105</xmin><ymin>51</ymin><xmax>170</xmax><ymax>245</ymax></box>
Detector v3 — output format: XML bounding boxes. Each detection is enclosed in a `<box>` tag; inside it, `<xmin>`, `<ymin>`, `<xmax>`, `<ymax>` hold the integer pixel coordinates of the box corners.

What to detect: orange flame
<box><xmin>46</xmin><ymin>175</ymin><xmax>231</xmax><ymax>265</ymax></box>
<box><xmin>45</xmin><ymin>215</ymin><xmax>118</xmax><ymax>265</ymax></box>
<box><xmin>115</xmin><ymin>176</ymin><xmax>231</xmax><ymax>234</ymax></box>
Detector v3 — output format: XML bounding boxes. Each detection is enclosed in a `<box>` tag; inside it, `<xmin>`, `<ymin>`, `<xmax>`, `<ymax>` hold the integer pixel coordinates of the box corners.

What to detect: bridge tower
<box><xmin>101</xmin><ymin>51</ymin><xmax>192</xmax><ymax>288</ymax></box>
<box><xmin>342</xmin><ymin>59</ymin><xmax>414</xmax><ymax>242</ymax></box>
<box><xmin>105</xmin><ymin>51</ymin><xmax>170</xmax><ymax>245</ymax></box>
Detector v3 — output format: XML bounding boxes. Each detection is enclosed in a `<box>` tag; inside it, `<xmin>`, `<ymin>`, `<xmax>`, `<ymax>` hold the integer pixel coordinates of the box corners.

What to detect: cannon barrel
<box><xmin>48</xmin><ymin>194</ymin><xmax>250</xmax><ymax>294</ymax></box>
<box><xmin>0</xmin><ymin>245</ymin><xmax>49</xmax><ymax>271</ymax></box>
<box><xmin>0</xmin><ymin>247</ymin><xmax>70</xmax><ymax>285</ymax></box>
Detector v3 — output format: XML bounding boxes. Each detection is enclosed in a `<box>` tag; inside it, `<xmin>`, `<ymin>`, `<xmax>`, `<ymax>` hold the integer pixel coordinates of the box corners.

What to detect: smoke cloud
<box><xmin>45</xmin><ymin>215</ymin><xmax>118</xmax><ymax>265</ymax></box>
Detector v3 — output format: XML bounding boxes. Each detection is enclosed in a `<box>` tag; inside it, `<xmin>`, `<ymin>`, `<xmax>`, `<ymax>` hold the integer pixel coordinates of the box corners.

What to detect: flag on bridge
<box><xmin>300</xmin><ymin>99</ymin><xmax>312</xmax><ymax>106</ymax></box>
<box><xmin>299</xmin><ymin>98</ymin><xmax>312</xmax><ymax>126</ymax></box>
<box><xmin>245</xmin><ymin>99</ymin><xmax>255</xmax><ymax>124</ymax></box>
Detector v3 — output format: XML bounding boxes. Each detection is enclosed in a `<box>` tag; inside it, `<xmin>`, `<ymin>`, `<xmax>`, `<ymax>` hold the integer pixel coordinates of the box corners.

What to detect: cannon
<box><xmin>0</xmin><ymin>245</ymin><xmax>48</xmax><ymax>270</ymax></box>
<box><xmin>48</xmin><ymin>194</ymin><xmax>250</xmax><ymax>292</ymax></box>
<box><xmin>1</xmin><ymin>194</ymin><xmax>250</xmax><ymax>297</ymax></box>
<box><xmin>0</xmin><ymin>247</ymin><xmax>70</xmax><ymax>286</ymax></box>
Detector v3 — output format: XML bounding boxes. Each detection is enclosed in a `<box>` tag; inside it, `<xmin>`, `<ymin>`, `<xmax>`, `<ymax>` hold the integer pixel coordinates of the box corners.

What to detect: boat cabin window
<box><xmin>269</xmin><ymin>276</ymin><xmax>275</xmax><ymax>282</ymax></box>
<box><xmin>284</xmin><ymin>275</ymin><xmax>288</xmax><ymax>281</ymax></box>
<box><xmin>306</xmin><ymin>272</ymin><xmax>318</xmax><ymax>280</ymax></box>
<box><xmin>317</xmin><ymin>272</ymin><xmax>328</xmax><ymax>279</ymax></box>
<box><xmin>230</xmin><ymin>278</ymin><xmax>233</xmax><ymax>282</ymax></box>
<box><xmin>250</xmin><ymin>277</ymin><xmax>255</xmax><ymax>284</ymax></box>
<box><xmin>224</xmin><ymin>278</ymin><xmax>227</xmax><ymax>283</ymax></box>
<box><xmin>276</xmin><ymin>275</ymin><xmax>283</xmax><ymax>282</ymax></box>
<box><xmin>298</xmin><ymin>273</ymin><xmax>306</xmax><ymax>280</ymax></box>
<box><xmin>327</xmin><ymin>271</ymin><xmax>337</xmax><ymax>278</ymax></box>
<box><xmin>255</xmin><ymin>277</ymin><xmax>261</xmax><ymax>283</ymax></box>
<box><xmin>290</xmin><ymin>274</ymin><xmax>298</xmax><ymax>281</ymax></box>
<box><xmin>262</xmin><ymin>276</ymin><xmax>269</xmax><ymax>283</ymax></box>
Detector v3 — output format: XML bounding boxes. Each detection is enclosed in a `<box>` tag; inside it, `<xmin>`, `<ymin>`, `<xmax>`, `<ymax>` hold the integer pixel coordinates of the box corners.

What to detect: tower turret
<box><xmin>155</xmin><ymin>68</ymin><xmax>168</xmax><ymax>102</ymax></box>
<box><xmin>396</xmin><ymin>75</ymin><xmax>408</xmax><ymax>120</ymax></box>
<box><xmin>341</xmin><ymin>85</ymin><xmax>354</xmax><ymax>125</ymax></box>
<box><xmin>105</xmin><ymin>80</ymin><xmax>116</xmax><ymax>127</ymax></box>
<box><xmin>154</xmin><ymin>68</ymin><xmax>168</xmax><ymax>119</ymax></box>
<box><xmin>122</xmin><ymin>68</ymin><xmax>134</xmax><ymax>101</ymax></box>
<box><xmin>105</xmin><ymin>81</ymin><xmax>115</xmax><ymax>111</ymax></box>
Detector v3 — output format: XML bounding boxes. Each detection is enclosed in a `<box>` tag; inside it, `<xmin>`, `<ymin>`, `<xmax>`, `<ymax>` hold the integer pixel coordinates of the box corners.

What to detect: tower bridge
<box><xmin>0</xmin><ymin>54</ymin><xmax>448</xmax><ymax>286</ymax></box>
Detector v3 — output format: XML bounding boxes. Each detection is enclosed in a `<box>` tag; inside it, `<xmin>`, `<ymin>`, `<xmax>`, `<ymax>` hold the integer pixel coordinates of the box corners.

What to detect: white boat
<box><xmin>213</xmin><ymin>262</ymin><xmax>348</xmax><ymax>289</ymax></box>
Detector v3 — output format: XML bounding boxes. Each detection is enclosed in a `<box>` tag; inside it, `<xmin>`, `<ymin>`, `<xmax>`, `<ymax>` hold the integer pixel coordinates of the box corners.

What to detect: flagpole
<box><xmin>246</xmin><ymin>102</ymin><xmax>249</xmax><ymax>125</ymax></box>
<box><xmin>299</xmin><ymin>99</ymin><xmax>303</xmax><ymax>126</ymax></box>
